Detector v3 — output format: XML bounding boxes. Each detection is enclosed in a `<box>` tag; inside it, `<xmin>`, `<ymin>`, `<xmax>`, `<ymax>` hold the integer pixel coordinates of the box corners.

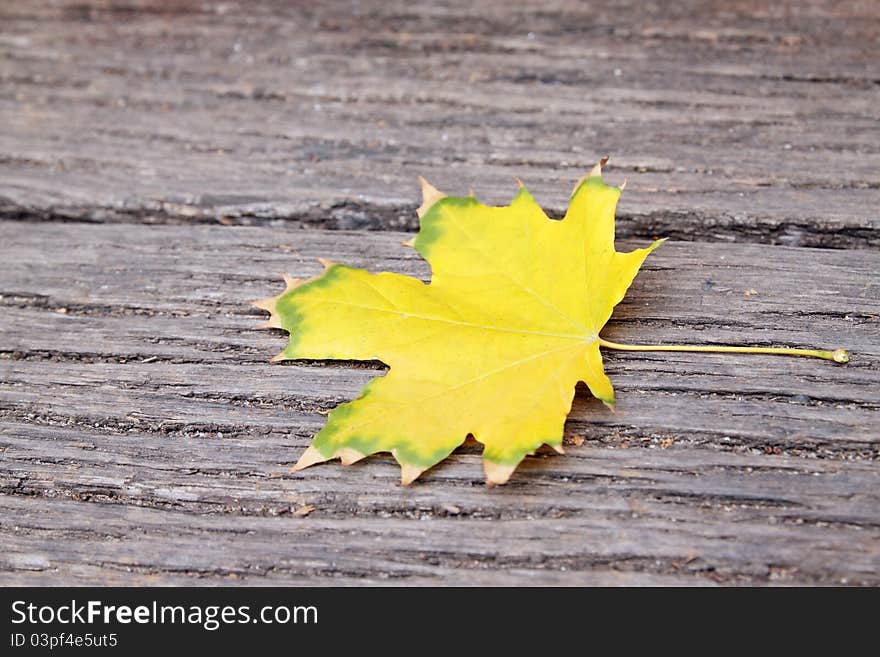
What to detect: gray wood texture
<box><xmin>1</xmin><ymin>0</ymin><xmax>878</xmax><ymax>585</ymax></box>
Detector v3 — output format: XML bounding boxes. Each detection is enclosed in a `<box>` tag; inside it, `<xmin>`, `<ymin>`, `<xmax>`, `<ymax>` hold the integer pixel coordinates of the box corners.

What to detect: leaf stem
<box><xmin>597</xmin><ymin>338</ymin><xmax>849</xmax><ymax>363</ymax></box>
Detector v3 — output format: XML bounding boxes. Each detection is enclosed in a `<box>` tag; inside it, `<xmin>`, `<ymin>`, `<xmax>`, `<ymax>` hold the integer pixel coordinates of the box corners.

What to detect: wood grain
<box><xmin>1</xmin><ymin>222</ymin><xmax>878</xmax><ymax>585</ymax></box>
<box><xmin>1</xmin><ymin>0</ymin><xmax>879</xmax><ymax>586</ymax></box>
<box><xmin>1</xmin><ymin>0</ymin><xmax>878</xmax><ymax>247</ymax></box>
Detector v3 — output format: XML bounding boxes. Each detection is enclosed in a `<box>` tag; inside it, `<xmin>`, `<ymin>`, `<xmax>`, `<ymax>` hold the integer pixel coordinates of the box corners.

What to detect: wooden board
<box><xmin>1</xmin><ymin>0</ymin><xmax>879</xmax><ymax>586</ymax></box>
<box><xmin>1</xmin><ymin>222</ymin><xmax>878</xmax><ymax>585</ymax></box>
<box><xmin>1</xmin><ymin>0</ymin><xmax>878</xmax><ymax>247</ymax></box>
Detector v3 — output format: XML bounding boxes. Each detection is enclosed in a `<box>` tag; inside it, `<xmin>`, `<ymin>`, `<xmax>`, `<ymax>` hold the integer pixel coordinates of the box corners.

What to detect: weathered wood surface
<box><xmin>1</xmin><ymin>0</ymin><xmax>879</xmax><ymax>586</ymax></box>
<box><xmin>1</xmin><ymin>222</ymin><xmax>878</xmax><ymax>585</ymax></box>
<box><xmin>1</xmin><ymin>0</ymin><xmax>878</xmax><ymax>246</ymax></box>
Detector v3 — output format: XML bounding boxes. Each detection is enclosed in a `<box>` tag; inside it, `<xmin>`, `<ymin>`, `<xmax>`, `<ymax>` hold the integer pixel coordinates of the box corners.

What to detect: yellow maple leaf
<box><xmin>255</xmin><ymin>160</ymin><xmax>848</xmax><ymax>485</ymax></box>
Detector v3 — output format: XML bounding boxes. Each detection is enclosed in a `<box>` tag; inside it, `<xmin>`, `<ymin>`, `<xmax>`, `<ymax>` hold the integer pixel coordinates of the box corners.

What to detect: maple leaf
<box><xmin>255</xmin><ymin>160</ymin><xmax>848</xmax><ymax>486</ymax></box>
